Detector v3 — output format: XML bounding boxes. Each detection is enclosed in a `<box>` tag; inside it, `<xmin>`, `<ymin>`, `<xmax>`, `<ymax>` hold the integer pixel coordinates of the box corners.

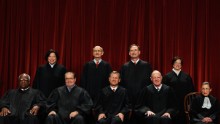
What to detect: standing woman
<box><xmin>33</xmin><ymin>49</ymin><xmax>66</xmax><ymax>97</ymax></box>
<box><xmin>163</xmin><ymin>56</ymin><xmax>195</xmax><ymax>124</ymax></box>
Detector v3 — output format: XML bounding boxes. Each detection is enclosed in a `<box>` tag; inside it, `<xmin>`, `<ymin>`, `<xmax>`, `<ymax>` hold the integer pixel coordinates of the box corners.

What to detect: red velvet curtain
<box><xmin>0</xmin><ymin>0</ymin><xmax>220</xmax><ymax>100</ymax></box>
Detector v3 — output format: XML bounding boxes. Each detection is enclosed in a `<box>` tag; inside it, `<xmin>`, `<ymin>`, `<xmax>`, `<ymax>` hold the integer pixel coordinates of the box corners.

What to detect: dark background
<box><xmin>0</xmin><ymin>0</ymin><xmax>220</xmax><ymax>102</ymax></box>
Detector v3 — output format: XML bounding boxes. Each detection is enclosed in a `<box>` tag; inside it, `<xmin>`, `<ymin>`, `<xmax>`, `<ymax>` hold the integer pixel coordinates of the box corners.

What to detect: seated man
<box><xmin>45</xmin><ymin>72</ymin><xmax>93</xmax><ymax>124</ymax></box>
<box><xmin>190</xmin><ymin>82</ymin><xmax>219</xmax><ymax>124</ymax></box>
<box><xmin>135</xmin><ymin>70</ymin><xmax>177</xmax><ymax>124</ymax></box>
<box><xmin>95</xmin><ymin>71</ymin><xmax>131</xmax><ymax>124</ymax></box>
<box><xmin>0</xmin><ymin>73</ymin><xmax>46</xmax><ymax>124</ymax></box>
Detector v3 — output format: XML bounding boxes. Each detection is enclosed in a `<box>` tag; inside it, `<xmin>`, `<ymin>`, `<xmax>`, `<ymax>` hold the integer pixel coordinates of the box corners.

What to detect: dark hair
<box><xmin>45</xmin><ymin>49</ymin><xmax>59</xmax><ymax>61</ymax></box>
<box><xmin>171</xmin><ymin>56</ymin><xmax>183</xmax><ymax>65</ymax></box>
<box><xmin>109</xmin><ymin>71</ymin><xmax>120</xmax><ymax>78</ymax></box>
<box><xmin>129</xmin><ymin>44</ymin><xmax>140</xmax><ymax>52</ymax></box>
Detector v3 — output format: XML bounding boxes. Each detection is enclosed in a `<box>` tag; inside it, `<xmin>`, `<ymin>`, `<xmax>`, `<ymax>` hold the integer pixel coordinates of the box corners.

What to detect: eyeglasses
<box><xmin>93</xmin><ymin>50</ymin><xmax>102</xmax><ymax>52</ymax></box>
<box><xmin>19</xmin><ymin>79</ymin><xmax>29</xmax><ymax>81</ymax></box>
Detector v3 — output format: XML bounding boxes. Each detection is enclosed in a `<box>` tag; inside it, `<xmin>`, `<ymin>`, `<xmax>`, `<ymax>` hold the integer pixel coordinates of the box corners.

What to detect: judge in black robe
<box><xmin>0</xmin><ymin>73</ymin><xmax>46</xmax><ymax>124</ymax></box>
<box><xmin>45</xmin><ymin>72</ymin><xmax>93</xmax><ymax>124</ymax></box>
<box><xmin>95</xmin><ymin>71</ymin><xmax>131</xmax><ymax>124</ymax></box>
<box><xmin>135</xmin><ymin>70</ymin><xmax>177</xmax><ymax>124</ymax></box>
<box><xmin>33</xmin><ymin>49</ymin><xmax>66</xmax><ymax>97</ymax></box>
<box><xmin>163</xmin><ymin>56</ymin><xmax>194</xmax><ymax>124</ymax></box>
<box><xmin>80</xmin><ymin>46</ymin><xmax>112</xmax><ymax>105</ymax></box>
<box><xmin>120</xmin><ymin>44</ymin><xmax>152</xmax><ymax>108</ymax></box>
<box><xmin>190</xmin><ymin>82</ymin><xmax>219</xmax><ymax>124</ymax></box>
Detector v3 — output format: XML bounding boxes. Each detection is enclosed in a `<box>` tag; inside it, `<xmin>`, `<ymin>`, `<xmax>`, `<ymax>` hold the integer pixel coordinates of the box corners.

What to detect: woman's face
<box><xmin>48</xmin><ymin>52</ymin><xmax>57</xmax><ymax>64</ymax></box>
<box><xmin>173</xmin><ymin>59</ymin><xmax>182</xmax><ymax>70</ymax></box>
<box><xmin>201</xmin><ymin>84</ymin><xmax>212</xmax><ymax>96</ymax></box>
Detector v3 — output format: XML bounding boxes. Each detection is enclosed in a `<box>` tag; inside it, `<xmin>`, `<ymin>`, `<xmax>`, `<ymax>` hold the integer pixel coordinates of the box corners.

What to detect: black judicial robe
<box><xmin>0</xmin><ymin>88</ymin><xmax>46</xmax><ymax>122</ymax></box>
<box><xmin>190</xmin><ymin>94</ymin><xmax>220</xmax><ymax>124</ymax></box>
<box><xmin>47</xmin><ymin>85</ymin><xmax>93</xmax><ymax>120</ymax></box>
<box><xmin>163</xmin><ymin>71</ymin><xmax>194</xmax><ymax>122</ymax></box>
<box><xmin>33</xmin><ymin>63</ymin><xmax>66</xmax><ymax>97</ymax></box>
<box><xmin>80</xmin><ymin>60</ymin><xmax>112</xmax><ymax>104</ymax></box>
<box><xmin>135</xmin><ymin>84</ymin><xmax>177</xmax><ymax>118</ymax></box>
<box><xmin>95</xmin><ymin>86</ymin><xmax>131</xmax><ymax>118</ymax></box>
<box><xmin>120</xmin><ymin>60</ymin><xmax>152</xmax><ymax>106</ymax></box>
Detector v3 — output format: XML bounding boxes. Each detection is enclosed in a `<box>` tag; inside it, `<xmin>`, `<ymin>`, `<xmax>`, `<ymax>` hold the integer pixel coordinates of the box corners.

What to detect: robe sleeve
<box><xmin>135</xmin><ymin>87</ymin><xmax>151</xmax><ymax>115</ymax></box>
<box><xmin>33</xmin><ymin>90</ymin><xmax>47</xmax><ymax>109</ymax></box>
<box><xmin>32</xmin><ymin>67</ymin><xmax>41</xmax><ymax>89</ymax></box>
<box><xmin>0</xmin><ymin>90</ymin><xmax>11</xmax><ymax>109</ymax></box>
<box><xmin>120</xmin><ymin>89</ymin><xmax>132</xmax><ymax>115</ymax></box>
<box><xmin>75</xmin><ymin>90</ymin><xmax>93</xmax><ymax>115</ymax></box>
<box><xmin>46</xmin><ymin>89</ymin><xmax>60</xmax><ymax>113</ymax></box>
<box><xmin>80</xmin><ymin>63</ymin><xmax>88</xmax><ymax>88</ymax></box>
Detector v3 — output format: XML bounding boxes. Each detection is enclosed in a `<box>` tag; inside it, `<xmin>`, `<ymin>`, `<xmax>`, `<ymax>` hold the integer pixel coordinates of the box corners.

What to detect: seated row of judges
<box><xmin>0</xmin><ymin>70</ymin><xmax>219</xmax><ymax>124</ymax></box>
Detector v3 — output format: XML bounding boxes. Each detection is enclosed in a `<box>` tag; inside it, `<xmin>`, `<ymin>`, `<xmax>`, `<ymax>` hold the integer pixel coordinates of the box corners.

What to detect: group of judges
<box><xmin>0</xmin><ymin>44</ymin><xmax>219</xmax><ymax>124</ymax></box>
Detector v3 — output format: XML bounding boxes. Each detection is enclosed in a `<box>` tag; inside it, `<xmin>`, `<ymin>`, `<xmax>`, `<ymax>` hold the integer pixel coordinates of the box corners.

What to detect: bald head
<box><xmin>93</xmin><ymin>46</ymin><xmax>104</xmax><ymax>59</ymax></box>
<box><xmin>150</xmin><ymin>70</ymin><xmax>162</xmax><ymax>87</ymax></box>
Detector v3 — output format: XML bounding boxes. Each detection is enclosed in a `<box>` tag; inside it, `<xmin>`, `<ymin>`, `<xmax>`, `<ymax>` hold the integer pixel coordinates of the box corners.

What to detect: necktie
<box><xmin>134</xmin><ymin>61</ymin><xmax>136</xmax><ymax>65</ymax></box>
<box><xmin>112</xmin><ymin>89</ymin><xmax>116</xmax><ymax>92</ymax></box>
<box><xmin>157</xmin><ymin>87</ymin><xmax>160</xmax><ymax>92</ymax></box>
<box><xmin>96</xmin><ymin>61</ymin><xmax>99</xmax><ymax>68</ymax></box>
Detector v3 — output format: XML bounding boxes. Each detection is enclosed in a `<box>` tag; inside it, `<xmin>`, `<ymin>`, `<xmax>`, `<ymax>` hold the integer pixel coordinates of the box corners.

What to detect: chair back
<box><xmin>184</xmin><ymin>92</ymin><xmax>200</xmax><ymax>124</ymax></box>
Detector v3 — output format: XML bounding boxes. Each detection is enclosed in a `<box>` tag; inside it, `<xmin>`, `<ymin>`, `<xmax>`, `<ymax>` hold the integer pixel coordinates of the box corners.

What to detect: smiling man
<box><xmin>80</xmin><ymin>46</ymin><xmax>112</xmax><ymax>105</ymax></box>
<box><xmin>135</xmin><ymin>70</ymin><xmax>177</xmax><ymax>124</ymax></box>
<box><xmin>46</xmin><ymin>72</ymin><xmax>93</xmax><ymax>124</ymax></box>
<box><xmin>95</xmin><ymin>71</ymin><xmax>131</xmax><ymax>124</ymax></box>
<box><xmin>120</xmin><ymin>44</ymin><xmax>152</xmax><ymax>109</ymax></box>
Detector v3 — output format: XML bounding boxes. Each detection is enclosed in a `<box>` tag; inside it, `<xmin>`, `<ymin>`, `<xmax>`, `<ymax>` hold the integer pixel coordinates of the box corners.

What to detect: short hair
<box><xmin>171</xmin><ymin>56</ymin><xmax>183</xmax><ymax>65</ymax></box>
<box><xmin>65</xmin><ymin>72</ymin><xmax>76</xmax><ymax>79</ymax></box>
<box><xmin>129</xmin><ymin>44</ymin><xmax>140</xmax><ymax>51</ymax></box>
<box><xmin>93</xmin><ymin>46</ymin><xmax>104</xmax><ymax>52</ymax></box>
<box><xmin>109</xmin><ymin>71</ymin><xmax>120</xmax><ymax>78</ymax></box>
<box><xmin>202</xmin><ymin>81</ymin><xmax>212</xmax><ymax>88</ymax></box>
<box><xmin>151</xmin><ymin>70</ymin><xmax>162</xmax><ymax>77</ymax></box>
<box><xmin>18</xmin><ymin>73</ymin><xmax>30</xmax><ymax>81</ymax></box>
<box><xmin>45</xmin><ymin>49</ymin><xmax>59</xmax><ymax>61</ymax></box>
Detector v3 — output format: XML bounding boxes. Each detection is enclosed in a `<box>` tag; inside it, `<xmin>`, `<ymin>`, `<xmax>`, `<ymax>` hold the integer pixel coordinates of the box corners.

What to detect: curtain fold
<box><xmin>0</xmin><ymin>0</ymin><xmax>220</xmax><ymax>99</ymax></box>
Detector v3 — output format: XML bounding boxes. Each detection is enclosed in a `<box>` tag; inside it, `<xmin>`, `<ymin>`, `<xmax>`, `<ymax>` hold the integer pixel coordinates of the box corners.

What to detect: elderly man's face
<box><xmin>19</xmin><ymin>75</ymin><xmax>30</xmax><ymax>89</ymax></box>
<box><xmin>65</xmin><ymin>73</ymin><xmax>76</xmax><ymax>88</ymax></box>
<box><xmin>93</xmin><ymin>46</ymin><xmax>104</xmax><ymax>59</ymax></box>
<box><xmin>151</xmin><ymin>71</ymin><xmax>162</xmax><ymax>87</ymax></box>
<box><xmin>109</xmin><ymin>73</ymin><xmax>120</xmax><ymax>86</ymax></box>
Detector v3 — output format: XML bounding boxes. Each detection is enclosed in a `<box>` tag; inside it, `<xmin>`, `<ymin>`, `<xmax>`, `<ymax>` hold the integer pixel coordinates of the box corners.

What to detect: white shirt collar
<box><xmin>67</xmin><ymin>84</ymin><xmax>76</xmax><ymax>92</ymax></box>
<box><xmin>110</xmin><ymin>86</ymin><xmax>118</xmax><ymax>91</ymax></box>
<box><xmin>49</xmin><ymin>63</ymin><xmax>55</xmax><ymax>68</ymax></box>
<box><xmin>202</xmin><ymin>97</ymin><xmax>212</xmax><ymax>109</ymax></box>
<box><xmin>172</xmin><ymin>68</ymin><xmax>181</xmax><ymax>76</ymax></box>
<box><xmin>20</xmin><ymin>87</ymin><xmax>30</xmax><ymax>91</ymax></box>
<box><xmin>154</xmin><ymin>84</ymin><xmax>162</xmax><ymax>91</ymax></box>
<box><xmin>131</xmin><ymin>59</ymin><xmax>139</xmax><ymax>64</ymax></box>
<box><xmin>94</xmin><ymin>59</ymin><xmax>102</xmax><ymax>64</ymax></box>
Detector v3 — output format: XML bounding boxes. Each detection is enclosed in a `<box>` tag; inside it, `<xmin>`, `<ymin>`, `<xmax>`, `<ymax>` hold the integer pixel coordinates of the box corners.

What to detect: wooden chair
<box><xmin>184</xmin><ymin>92</ymin><xmax>200</xmax><ymax>124</ymax></box>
